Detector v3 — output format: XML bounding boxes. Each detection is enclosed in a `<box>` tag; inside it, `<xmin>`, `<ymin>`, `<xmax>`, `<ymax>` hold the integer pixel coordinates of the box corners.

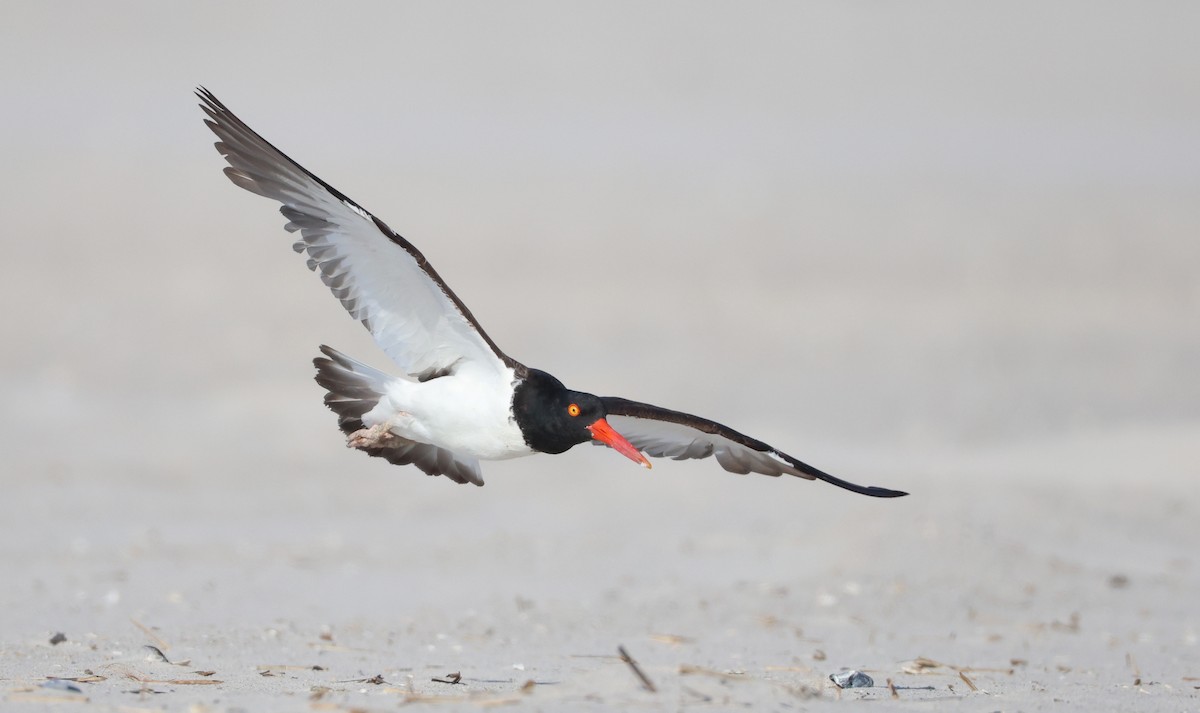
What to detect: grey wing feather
<box><xmin>360</xmin><ymin>437</ymin><xmax>484</xmax><ymax>486</ymax></box>
<box><xmin>198</xmin><ymin>87</ymin><xmax>519</xmax><ymax>381</ymax></box>
<box><xmin>604</xmin><ymin>412</ymin><xmax>794</xmax><ymax>476</ymax></box>
<box><xmin>600</xmin><ymin>397</ymin><xmax>908</xmax><ymax>498</ymax></box>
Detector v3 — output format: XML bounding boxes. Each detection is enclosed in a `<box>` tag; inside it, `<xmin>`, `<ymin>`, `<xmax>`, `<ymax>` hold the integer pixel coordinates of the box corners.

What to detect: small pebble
<box><xmin>829</xmin><ymin>669</ymin><xmax>874</xmax><ymax>689</ymax></box>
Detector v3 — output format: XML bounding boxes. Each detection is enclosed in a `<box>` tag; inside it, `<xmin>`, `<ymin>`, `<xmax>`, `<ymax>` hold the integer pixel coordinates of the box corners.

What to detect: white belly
<box><xmin>361</xmin><ymin>365</ymin><xmax>533</xmax><ymax>460</ymax></box>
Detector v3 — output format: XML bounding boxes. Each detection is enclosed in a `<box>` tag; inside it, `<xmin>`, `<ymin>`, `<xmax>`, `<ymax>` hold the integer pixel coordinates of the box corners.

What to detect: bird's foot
<box><xmin>347</xmin><ymin>423</ymin><xmax>397</xmax><ymax>451</ymax></box>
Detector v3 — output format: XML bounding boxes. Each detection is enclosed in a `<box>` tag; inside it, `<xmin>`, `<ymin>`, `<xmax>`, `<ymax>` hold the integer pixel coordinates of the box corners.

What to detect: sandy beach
<box><xmin>2</xmin><ymin>3</ymin><xmax>1197</xmax><ymax>710</ymax></box>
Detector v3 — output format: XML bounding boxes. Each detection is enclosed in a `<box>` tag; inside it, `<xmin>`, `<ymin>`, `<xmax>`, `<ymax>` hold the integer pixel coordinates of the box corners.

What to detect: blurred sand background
<box><xmin>2</xmin><ymin>2</ymin><xmax>1197</xmax><ymax>710</ymax></box>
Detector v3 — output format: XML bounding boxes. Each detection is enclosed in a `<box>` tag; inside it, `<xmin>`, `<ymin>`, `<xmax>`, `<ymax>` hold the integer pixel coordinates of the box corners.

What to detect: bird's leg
<box><xmin>346</xmin><ymin>422</ymin><xmax>398</xmax><ymax>450</ymax></box>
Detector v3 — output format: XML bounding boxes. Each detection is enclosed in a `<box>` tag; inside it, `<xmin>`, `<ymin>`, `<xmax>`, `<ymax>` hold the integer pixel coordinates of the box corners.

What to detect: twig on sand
<box><xmin>1126</xmin><ymin>652</ymin><xmax>1143</xmax><ymax>686</ymax></box>
<box><xmin>130</xmin><ymin>618</ymin><xmax>170</xmax><ymax>652</ymax></box>
<box><xmin>618</xmin><ymin>645</ymin><xmax>657</xmax><ymax>693</ymax></box>
<box><xmin>958</xmin><ymin>671</ymin><xmax>979</xmax><ymax>691</ymax></box>
<box><xmin>431</xmin><ymin>671</ymin><xmax>464</xmax><ymax>685</ymax></box>
<box><xmin>100</xmin><ymin>663</ymin><xmax>222</xmax><ymax>686</ymax></box>
<box><xmin>43</xmin><ymin>672</ymin><xmax>106</xmax><ymax>683</ymax></box>
<box><xmin>887</xmin><ymin>678</ymin><xmax>899</xmax><ymax>698</ymax></box>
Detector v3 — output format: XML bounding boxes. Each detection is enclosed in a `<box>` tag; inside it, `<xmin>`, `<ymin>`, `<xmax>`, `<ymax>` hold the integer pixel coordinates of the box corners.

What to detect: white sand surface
<box><xmin>2</xmin><ymin>3</ymin><xmax>1197</xmax><ymax>710</ymax></box>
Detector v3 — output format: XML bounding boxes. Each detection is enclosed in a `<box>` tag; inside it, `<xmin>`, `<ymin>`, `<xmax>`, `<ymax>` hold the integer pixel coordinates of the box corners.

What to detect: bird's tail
<box><xmin>312</xmin><ymin>345</ymin><xmax>391</xmax><ymax>435</ymax></box>
<box><xmin>312</xmin><ymin>345</ymin><xmax>485</xmax><ymax>485</ymax></box>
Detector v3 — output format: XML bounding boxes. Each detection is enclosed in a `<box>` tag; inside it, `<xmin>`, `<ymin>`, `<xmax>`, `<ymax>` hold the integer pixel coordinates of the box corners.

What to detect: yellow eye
<box><xmin>567</xmin><ymin>403</ymin><xmax>581</xmax><ymax>417</ymax></box>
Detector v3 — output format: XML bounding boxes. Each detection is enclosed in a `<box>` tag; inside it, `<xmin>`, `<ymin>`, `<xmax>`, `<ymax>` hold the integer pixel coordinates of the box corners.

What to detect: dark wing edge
<box><xmin>601</xmin><ymin>397</ymin><xmax>908</xmax><ymax>498</ymax></box>
<box><xmin>195</xmin><ymin>86</ymin><xmax>524</xmax><ymax>375</ymax></box>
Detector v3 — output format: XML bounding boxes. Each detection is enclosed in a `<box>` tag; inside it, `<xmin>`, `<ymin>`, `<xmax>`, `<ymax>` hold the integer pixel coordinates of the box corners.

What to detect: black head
<box><xmin>512</xmin><ymin>370</ymin><xmax>651</xmax><ymax>467</ymax></box>
<box><xmin>511</xmin><ymin>369</ymin><xmax>606</xmax><ymax>454</ymax></box>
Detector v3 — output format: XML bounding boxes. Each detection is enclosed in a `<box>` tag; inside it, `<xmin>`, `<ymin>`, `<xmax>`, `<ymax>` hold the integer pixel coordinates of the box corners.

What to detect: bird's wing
<box><xmin>599</xmin><ymin>397</ymin><xmax>908</xmax><ymax>498</ymax></box>
<box><xmin>198</xmin><ymin>88</ymin><xmax>522</xmax><ymax>380</ymax></box>
<box><xmin>352</xmin><ymin>436</ymin><xmax>484</xmax><ymax>486</ymax></box>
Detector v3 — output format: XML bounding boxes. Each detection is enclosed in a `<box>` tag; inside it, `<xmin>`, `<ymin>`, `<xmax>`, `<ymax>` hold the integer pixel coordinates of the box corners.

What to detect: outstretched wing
<box><xmin>599</xmin><ymin>397</ymin><xmax>908</xmax><ymax>498</ymax></box>
<box><xmin>198</xmin><ymin>88</ymin><xmax>523</xmax><ymax>380</ymax></box>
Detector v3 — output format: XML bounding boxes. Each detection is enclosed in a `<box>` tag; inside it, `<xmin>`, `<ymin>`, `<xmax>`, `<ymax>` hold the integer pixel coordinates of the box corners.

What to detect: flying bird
<box><xmin>198</xmin><ymin>88</ymin><xmax>906</xmax><ymax>498</ymax></box>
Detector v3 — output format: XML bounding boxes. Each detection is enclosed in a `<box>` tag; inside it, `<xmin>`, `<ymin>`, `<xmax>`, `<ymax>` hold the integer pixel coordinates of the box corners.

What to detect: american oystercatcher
<box><xmin>199</xmin><ymin>88</ymin><xmax>906</xmax><ymax>498</ymax></box>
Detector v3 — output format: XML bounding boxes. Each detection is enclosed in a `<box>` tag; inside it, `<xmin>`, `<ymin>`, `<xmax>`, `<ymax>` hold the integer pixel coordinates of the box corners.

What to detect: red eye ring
<box><xmin>567</xmin><ymin>403</ymin><xmax>581</xmax><ymax>417</ymax></box>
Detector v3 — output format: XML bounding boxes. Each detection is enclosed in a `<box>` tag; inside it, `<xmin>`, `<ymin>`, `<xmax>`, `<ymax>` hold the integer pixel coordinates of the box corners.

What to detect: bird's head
<box><xmin>513</xmin><ymin>369</ymin><xmax>651</xmax><ymax>468</ymax></box>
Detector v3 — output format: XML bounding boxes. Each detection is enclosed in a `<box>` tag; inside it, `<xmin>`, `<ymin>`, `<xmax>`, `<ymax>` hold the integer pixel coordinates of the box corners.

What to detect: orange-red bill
<box><xmin>588</xmin><ymin>418</ymin><xmax>652</xmax><ymax>469</ymax></box>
